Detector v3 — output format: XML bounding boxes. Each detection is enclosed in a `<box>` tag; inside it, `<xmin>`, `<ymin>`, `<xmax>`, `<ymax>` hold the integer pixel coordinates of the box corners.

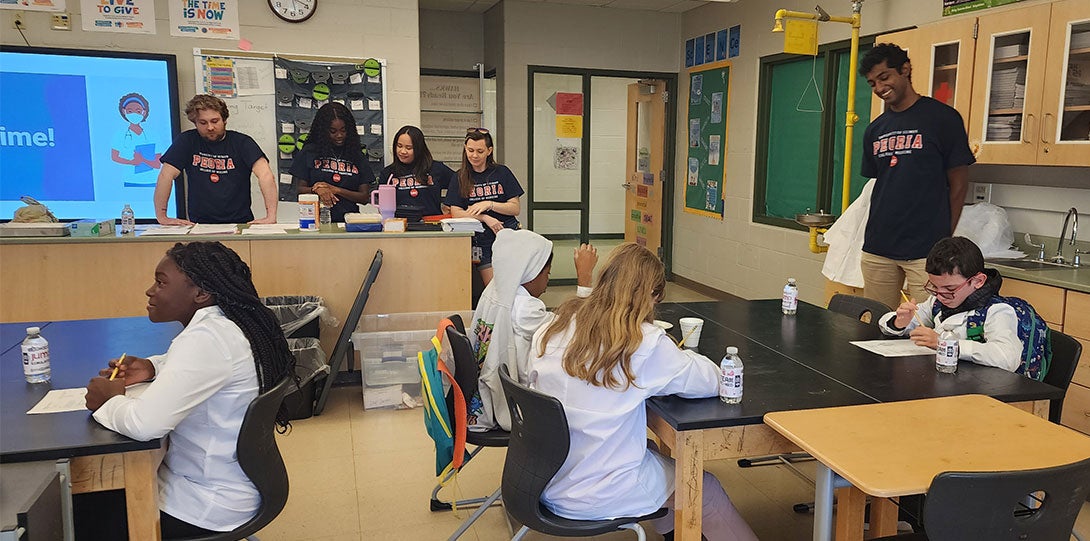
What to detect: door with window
<box><xmin>529</xmin><ymin>68</ymin><xmax>675</xmax><ymax>283</ymax></box>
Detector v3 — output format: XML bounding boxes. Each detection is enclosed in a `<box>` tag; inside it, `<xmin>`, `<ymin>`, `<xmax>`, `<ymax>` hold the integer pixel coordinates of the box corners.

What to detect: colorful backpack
<box><xmin>418</xmin><ymin>318</ymin><xmax>467</xmax><ymax>478</ymax></box>
<box><xmin>933</xmin><ymin>295</ymin><xmax>1051</xmax><ymax>381</ymax></box>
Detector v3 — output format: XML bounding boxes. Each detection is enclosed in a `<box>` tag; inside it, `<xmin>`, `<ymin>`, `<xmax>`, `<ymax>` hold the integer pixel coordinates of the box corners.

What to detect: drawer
<box><xmin>1070</xmin><ymin>337</ymin><xmax>1090</xmax><ymax>388</ymax></box>
<box><xmin>1065</xmin><ymin>291</ymin><xmax>1090</xmax><ymax>340</ymax></box>
<box><xmin>1001</xmin><ymin>278</ymin><xmax>1065</xmax><ymax>327</ymax></box>
<box><xmin>1061</xmin><ymin>383</ymin><xmax>1090</xmax><ymax>436</ymax></box>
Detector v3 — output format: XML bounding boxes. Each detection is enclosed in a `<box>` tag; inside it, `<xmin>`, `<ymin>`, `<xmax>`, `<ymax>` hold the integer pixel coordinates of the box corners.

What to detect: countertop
<box><xmin>0</xmin><ymin>224</ymin><xmax>472</xmax><ymax>245</ymax></box>
<box><xmin>988</xmin><ymin>262</ymin><xmax>1090</xmax><ymax>294</ymax></box>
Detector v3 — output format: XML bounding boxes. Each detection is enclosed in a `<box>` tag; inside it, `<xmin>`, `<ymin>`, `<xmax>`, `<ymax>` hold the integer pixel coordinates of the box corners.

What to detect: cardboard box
<box><xmin>68</xmin><ymin>219</ymin><xmax>115</xmax><ymax>237</ymax></box>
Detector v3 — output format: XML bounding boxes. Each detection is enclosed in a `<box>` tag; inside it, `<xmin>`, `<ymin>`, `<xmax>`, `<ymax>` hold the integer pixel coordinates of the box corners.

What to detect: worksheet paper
<box><xmin>138</xmin><ymin>225</ymin><xmax>193</xmax><ymax>236</ymax></box>
<box><xmin>850</xmin><ymin>340</ymin><xmax>937</xmax><ymax>357</ymax></box>
<box><xmin>27</xmin><ymin>383</ymin><xmax>150</xmax><ymax>415</ymax></box>
<box><xmin>241</xmin><ymin>224</ymin><xmax>290</xmax><ymax>235</ymax></box>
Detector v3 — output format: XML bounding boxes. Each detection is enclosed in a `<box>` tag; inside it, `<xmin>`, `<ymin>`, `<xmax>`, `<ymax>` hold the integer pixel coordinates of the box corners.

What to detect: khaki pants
<box><xmin>861</xmin><ymin>251</ymin><xmax>929</xmax><ymax>311</ymax></box>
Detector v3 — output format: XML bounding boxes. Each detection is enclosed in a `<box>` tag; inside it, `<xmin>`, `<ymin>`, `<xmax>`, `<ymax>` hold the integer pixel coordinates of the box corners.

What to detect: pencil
<box><xmin>899</xmin><ymin>290</ymin><xmax>924</xmax><ymax>327</ymax></box>
<box><xmin>109</xmin><ymin>353</ymin><xmax>127</xmax><ymax>381</ymax></box>
<box><xmin>678</xmin><ymin>326</ymin><xmax>699</xmax><ymax>348</ymax></box>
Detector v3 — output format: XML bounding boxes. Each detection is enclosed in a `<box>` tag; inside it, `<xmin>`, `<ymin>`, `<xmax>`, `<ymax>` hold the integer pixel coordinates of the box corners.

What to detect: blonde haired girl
<box><xmin>529</xmin><ymin>244</ymin><xmax>757</xmax><ymax>541</ymax></box>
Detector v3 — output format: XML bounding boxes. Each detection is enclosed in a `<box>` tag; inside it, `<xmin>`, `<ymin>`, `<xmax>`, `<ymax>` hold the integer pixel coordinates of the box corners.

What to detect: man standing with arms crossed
<box><xmin>859</xmin><ymin>43</ymin><xmax>976</xmax><ymax>310</ymax></box>
<box><xmin>154</xmin><ymin>95</ymin><xmax>278</xmax><ymax>225</ymax></box>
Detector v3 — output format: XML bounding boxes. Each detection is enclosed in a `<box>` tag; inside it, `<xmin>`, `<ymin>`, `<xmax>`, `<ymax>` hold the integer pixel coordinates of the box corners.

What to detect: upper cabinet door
<box><xmin>969</xmin><ymin>4</ymin><xmax>1052</xmax><ymax>165</ymax></box>
<box><xmin>1038</xmin><ymin>0</ymin><xmax>1090</xmax><ymax>166</ymax></box>
<box><xmin>915</xmin><ymin>17</ymin><xmax>978</xmax><ymax>132</ymax></box>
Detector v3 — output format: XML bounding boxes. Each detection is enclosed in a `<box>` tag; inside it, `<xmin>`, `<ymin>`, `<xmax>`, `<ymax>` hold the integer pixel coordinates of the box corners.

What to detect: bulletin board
<box><xmin>684</xmin><ymin>60</ymin><xmax>731</xmax><ymax>219</ymax></box>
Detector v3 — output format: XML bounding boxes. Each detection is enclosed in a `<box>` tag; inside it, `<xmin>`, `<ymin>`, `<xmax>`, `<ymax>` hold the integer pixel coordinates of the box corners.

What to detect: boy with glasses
<box><xmin>877</xmin><ymin>236</ymin><xmax>1050</xmax><ymax>378</ymax></box>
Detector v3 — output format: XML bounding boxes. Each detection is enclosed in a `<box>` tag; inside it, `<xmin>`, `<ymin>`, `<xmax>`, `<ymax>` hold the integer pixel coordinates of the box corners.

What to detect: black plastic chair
<box><xmin>498</xmin><ymin>364</ymin><xmax>667</xmax><ymax>540</ymax></box>
<box><xmin>1043</xmin><ymin>330</ymin><xmax>1083</xmax><ymax>424</ymax></box>
<box><xmin>871</xmin><ymin>457</ymin><xmax>1090</xmax><ymax>541</ymax></box>
<box><xmin>173</xmin><ymin>377</ymin><xmax>294</xmax><ymax>541</ymax></box>
<box><xmin>313</xmin><ymin>249</ymin><xmax>382</xmax><ymax>415</ymax></box>
<box><xmin>429</xmin><ymin>321</ymin><xmax>511</xmax><ymax>540</ymax></box>
<box><xmin>828</xmin><ymin>294</ymin><xmax>894</xmax><ymax>327</ymax></box>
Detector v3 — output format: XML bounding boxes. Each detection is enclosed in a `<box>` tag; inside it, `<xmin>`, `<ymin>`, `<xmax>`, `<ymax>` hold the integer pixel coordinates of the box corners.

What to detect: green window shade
<box><xmin>763</xmin><ymin>57</ymin><xmax>825</xmax><ymax>219</ymax></box>
<box><xmin>828</xmin><ymin>49</ymin><xmax>872</xmax><ymax>215</ymax></box>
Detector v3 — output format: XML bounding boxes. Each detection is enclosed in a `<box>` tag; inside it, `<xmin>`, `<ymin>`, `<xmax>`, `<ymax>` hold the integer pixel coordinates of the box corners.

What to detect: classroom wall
<box><xmin>0</xmin><ymin>0</ymin><xmax>423</xmax><ymax>159</ymax></box>
<box><xmin>419</xmin><ymin>9</ymin><xmax>484</xmax><ymax>72</ymax></box>
<box><xmin>489</xmin><ymin>0</ymin><xmax>683</xmax><ymax>228</ymax></box>
<box><xmin>674</xmin><ymin>0</ymin><xmax>1089</xmax><ymax>305</ymax></box>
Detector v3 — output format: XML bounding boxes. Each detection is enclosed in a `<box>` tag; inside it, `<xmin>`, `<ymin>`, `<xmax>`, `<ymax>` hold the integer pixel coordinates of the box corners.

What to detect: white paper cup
<box><xmin>678</xmin><ymin>317</ymin><xmax>704</xmax><ymax>348</ymax></box>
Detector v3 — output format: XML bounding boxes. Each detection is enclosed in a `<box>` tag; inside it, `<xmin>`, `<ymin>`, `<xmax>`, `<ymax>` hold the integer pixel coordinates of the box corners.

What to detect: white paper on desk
<box><xmin>850</xmin><ymin>339</ymin><xmax>937</xmax><ymax>357</ymax></box>
<box><xmin>26</xmin><ymin>383</ymin><xmax>150</xmax><ymax>414</ymax></box>
<box><xmin>242</xmin><ymin>224</ymin><xmax>290</xmax><ymax>235</ymax></box>
<box><xmin>139</xmin><ymin>225</ymin><xmax>192</xmax><ymax>236</ymax></box>
<box><xmin>189</xmin><ymin>223</ymin><xmax>239</xmax><ymax>235</ymax></box>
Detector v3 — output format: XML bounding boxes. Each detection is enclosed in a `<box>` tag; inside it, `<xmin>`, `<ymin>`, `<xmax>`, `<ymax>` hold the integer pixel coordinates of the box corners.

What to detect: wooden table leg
<box><xmin>123</xmin><ymin>449</ymin><xmax>161</xmax><ymax>541</ymax></box>
<box><xmin>834</xmin><ymin>486</ymin><xmax>866</xmax><ymax>541</ymax></box>
<box><xmin>866</xmin><ymin>497</ymin><xmax>899</xmax><ymax>539</ymax></box>
<box><xmin>673</xmin><ymin>429</ymin><xmax>704</xmax><ymax>541</ymax></box>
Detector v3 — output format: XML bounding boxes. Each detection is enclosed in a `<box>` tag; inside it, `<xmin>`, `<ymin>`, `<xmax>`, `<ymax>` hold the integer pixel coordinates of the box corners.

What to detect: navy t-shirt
<box><xmin>160</xmin><ymin>130</ymin><xmax>266</xmax><ymax>224</ymax></box>
<box><xmin>443</xmin><ymin>164</ymin><xmax>524</xmax><ymax>228</ymax></box>
<box><xmin>290</xmin><ymin>145</ymin><xmax>375</xmax><ymax>222</ymax></box>
<box><xmin>378</xmin><ymin>161</ymin><xmax>456</xmax><ymax>220</ymax></box>
<box><xmin>861</xmin><ymin>97</ymin><xmax>975</xmax><ymax>260</ymax></box>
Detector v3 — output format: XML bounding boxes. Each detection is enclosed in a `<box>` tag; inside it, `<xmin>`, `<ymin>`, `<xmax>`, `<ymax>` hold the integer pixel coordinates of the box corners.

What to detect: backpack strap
<box><xmin>433</xmin><ymin>318</ymin><xmax>468</xmax><ymax>472</ymax></box>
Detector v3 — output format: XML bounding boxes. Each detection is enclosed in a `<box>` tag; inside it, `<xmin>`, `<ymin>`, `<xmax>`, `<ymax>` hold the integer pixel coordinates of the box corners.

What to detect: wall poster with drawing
<box><xmin>684</xmin><ymin>60</ymin><xmax>730</xmax><ymax>219</ymax></box>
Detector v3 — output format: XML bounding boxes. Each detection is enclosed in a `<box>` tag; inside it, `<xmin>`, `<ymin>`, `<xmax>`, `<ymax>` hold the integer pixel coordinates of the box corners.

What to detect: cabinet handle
<box><xmin>1023</xmin><ymin>113</ymin><xmax>1036</xmax><ymax>144</ymax></box>
<box><xmin>1042</xmin><ymin>113</ymin><xmax>1055</xmax><ymax>145</ymax></box>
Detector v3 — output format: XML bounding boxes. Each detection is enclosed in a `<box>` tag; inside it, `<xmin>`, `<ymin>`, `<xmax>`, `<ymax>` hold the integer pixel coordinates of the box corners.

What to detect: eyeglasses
<box><xmin>924</xmin><ymin>277</ymin><xmax>975</xmax><ymax>299</ymax></box>
<box><xmin>466</xmin><ymin>127</ymin><xmax>490</xmax><ymax>135</ymax></box>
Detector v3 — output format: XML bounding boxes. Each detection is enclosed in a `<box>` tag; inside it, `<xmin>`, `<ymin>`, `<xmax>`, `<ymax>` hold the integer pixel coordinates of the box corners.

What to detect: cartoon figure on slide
<box><xmin>111</xmin><ymin>92</ymin><xmax>162</xmax><ymax>187</ymax></box>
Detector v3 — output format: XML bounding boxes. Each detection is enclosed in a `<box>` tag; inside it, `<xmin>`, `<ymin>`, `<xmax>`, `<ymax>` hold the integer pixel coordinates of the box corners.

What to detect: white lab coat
<box><xmin>529</xmin><ymin>320</ymin><xmax>719</xmax><ymax>520</ymax></box>
<box><xmin>93</xmin><ymin>306</ymin><xmax>260</xmax><ymax>532</ymax></box>
<box><xmin>821</xmin><ymin>178</ymin><xmax>876</xmax><ymax>288</ymax></box>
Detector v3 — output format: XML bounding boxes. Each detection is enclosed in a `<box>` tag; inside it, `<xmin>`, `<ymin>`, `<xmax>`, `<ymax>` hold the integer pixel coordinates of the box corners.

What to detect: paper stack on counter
<box><xmin>189</xmin><ymin>223</ymin><xmax>239</xmax><ymax>235</ymax></box>
<box><xmin>440</xmin><ymin>217</ymin><xmax>485</xmax><ymax>233</ymax></box>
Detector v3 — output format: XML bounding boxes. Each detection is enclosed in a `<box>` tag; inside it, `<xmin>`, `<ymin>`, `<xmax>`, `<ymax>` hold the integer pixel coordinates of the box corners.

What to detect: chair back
<box><xmin>177</xmin><ymin>377</ymin><xmax>294</xmax><ymax>541</ymax></box>
<box><xmin>1043</xmin><ymin>330</ymin><xmax>1083</xmax><ymax>423</ymax></box>
<box><xmin>498</xmin><ymin>364</ymin><xmax>571</xmax><ymax>532</ymax></box>
<box><xmin>827</xmin><ymin>294</ymin><xmax>893</xmax><ymax>327</ymax></box>
<box><xmin>444</xmin><ymin>324</ymin><xmax>479</xmax><ymax>419</ymax></box>
<box><xmin>920</xmin><ymin>457</ymin><xmax>1090</xmax><ymax>541</ymax></box>
<box><xmin>314</xmin><ymin>249</ymin><xmax>382</xmax><ymax>414</ymax></box>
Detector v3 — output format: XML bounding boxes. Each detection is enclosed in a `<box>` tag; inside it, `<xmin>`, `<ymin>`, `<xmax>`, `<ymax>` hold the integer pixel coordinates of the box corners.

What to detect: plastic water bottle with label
<box><xmin>936</xmin><ymin>325</ymin><xmax>959</xmax><ymax>373</ymax></box>
<box><xmin>782</xmin><ymin>278</ymin><xmax>798</xmax><ymax>315</ymax></box>
<box><xmin>319</xmin><ymin>203</ymin><xmax>332</xmax><ymax>230</ymax></box>
<box><xmin>120</xmin><ymin>204</ymin><xmax>135</xmax><ymax>234</ymax></box>
<box><xmin>720</xmin><ymin>346</ymin><xmax>743</xmax><ymax>404</ymax></box>
<box><xmin>21</xmin><ymin>327</ymin><xmax>51</xmax><ymax>383</ymax></box>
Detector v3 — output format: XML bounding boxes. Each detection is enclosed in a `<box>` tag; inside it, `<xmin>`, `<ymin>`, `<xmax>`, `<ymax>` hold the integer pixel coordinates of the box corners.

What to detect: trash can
<box><xmin>283</xmin><ymin>337</ymin><xmax>330</xmax><ymax>420</ymax></box>
<box><xmin>261</xmin><ymin>295</ymin><xmax>325</xmax><ymax>339</ymax></box>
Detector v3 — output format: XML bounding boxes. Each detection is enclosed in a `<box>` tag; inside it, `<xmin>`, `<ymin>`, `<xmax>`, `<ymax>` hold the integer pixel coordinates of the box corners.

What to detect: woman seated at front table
<box><xmin>291</xmin><ymin>102</ymin><xmax>375</xmax><ymax>222</ymax></box>
<box><xmin>84</xmin><ymin>241</ymin><xmax>295</xmax><ymax>539</ymax></box>
<box><xmin>529</xmin><ymin>243</ymin><xmax>759</xmax><ymax>541</ymax></box>
<box><xmin>379</xmin><ymin>125</ymin><xmax>457</xmax><ymax>221</ymax></box>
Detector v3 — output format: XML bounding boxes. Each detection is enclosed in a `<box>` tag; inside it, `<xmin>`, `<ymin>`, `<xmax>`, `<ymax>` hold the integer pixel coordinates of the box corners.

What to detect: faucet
<box><xmin>1052</xmin><ymin>207</ymin><xmax>1078</xmax><ymax>264</ymax></box>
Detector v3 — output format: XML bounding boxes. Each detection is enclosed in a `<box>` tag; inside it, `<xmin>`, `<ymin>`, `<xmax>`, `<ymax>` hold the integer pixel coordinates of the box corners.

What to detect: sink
<box><xmin>986</xmin><ymin>259</ymin><xmax>1074</xmax><ymax>271</ymax></box>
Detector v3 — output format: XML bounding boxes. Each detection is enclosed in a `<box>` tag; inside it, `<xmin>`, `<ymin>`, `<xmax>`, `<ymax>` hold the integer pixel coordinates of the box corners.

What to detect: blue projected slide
<box><xmin>0</xmin><ymin>48</ymin><xmax>178</xmax><ymax>220</ymax></box>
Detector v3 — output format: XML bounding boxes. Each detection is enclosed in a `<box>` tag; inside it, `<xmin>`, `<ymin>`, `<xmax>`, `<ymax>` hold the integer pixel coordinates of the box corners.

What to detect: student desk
<box><xmin>0</xmin><ymin>317</ymin><xmax>181</xmax><ymax>541</ymax></box>
<box><xmin>647</xmin><ymin>301</ymin><xmax>1064</xmax><ymax>541</ymax></box>
<box><xmin>0</xmin><ymin>229</ymin><xmax>473</xmax><ymax>358</ymax></box>
<box><xmin>765</xmin><ymin>395</ymin><xmax>1090</xmax><ymax>541</ymax></box>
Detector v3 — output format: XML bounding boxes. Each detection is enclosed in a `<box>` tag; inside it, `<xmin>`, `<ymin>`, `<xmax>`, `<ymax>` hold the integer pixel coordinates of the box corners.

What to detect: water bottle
<box><xmin>782</xmin><ymin>278</ymin><xmax>798</xmax><ymax>315</ymax></box>
<box><xmin>319</xmin><ymin>203</ymin><xmax>332</xmax><ymax>230</ymax></box>
<box><xmin>21</xmin><ymin>327</ymin><xmax>50</xmax><ymax>383</ymax></box>
<box><xmin>720</xmin><ymin>346</ymin><xmax>743</xmax><ymax>404</ymax></box>
<box><xmin>120</xmin><ymin>204</ymin><xmax>135</xmax><ymax>234</ymax></box>
<box><xmin>936</xmin><ymin>326</ymin><xmax>959</xmax><ymax>374</ymax></box>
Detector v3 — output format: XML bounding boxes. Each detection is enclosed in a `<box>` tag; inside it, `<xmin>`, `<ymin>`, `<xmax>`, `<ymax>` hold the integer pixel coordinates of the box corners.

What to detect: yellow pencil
<box><xmin>677</xmin><ymin>326</ymin><xmax>699</xmax><ymax>348</ymax></box>
<box><xmin>899</xmin><ymin>290</ymin><xmax>924</xmax><ymax>327</ymax></box>
<box><xmin>109</xmin><ymin>353</ymin><xmax>127</xmax><ymax>381</ymax></box>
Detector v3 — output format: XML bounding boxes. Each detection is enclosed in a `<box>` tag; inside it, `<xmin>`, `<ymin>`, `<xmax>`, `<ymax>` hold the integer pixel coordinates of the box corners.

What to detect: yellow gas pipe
<box><xmin>775</xmin><ymin>2</ymin><xmax>864</xmax><ymax>253</ymax></box>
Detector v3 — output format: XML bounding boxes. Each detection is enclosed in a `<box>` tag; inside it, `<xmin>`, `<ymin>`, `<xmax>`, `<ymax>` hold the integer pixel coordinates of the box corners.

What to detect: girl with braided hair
<box><xmin>85</xmin><ymin>241</ymin><xmax>295</xmax><ymax>537</ymax></box>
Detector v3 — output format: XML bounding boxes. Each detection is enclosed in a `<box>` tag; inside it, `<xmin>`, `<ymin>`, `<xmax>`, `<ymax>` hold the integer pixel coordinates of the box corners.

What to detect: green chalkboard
<box><xmin>764</xmin><ymin>57</ymin><xmax>825</xmax><ymax>219</ymax></box>
<box><xmin>684</xmin><ymin>60</ymin><xmax>731</xmax><ymax>218</ymax></box>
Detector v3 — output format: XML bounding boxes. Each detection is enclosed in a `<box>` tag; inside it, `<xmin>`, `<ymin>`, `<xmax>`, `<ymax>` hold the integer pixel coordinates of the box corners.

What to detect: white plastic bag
<box><xmin>953</xmin><ymin>203</ymin><xmax>1024</xmax><ymax>259</ymax></box>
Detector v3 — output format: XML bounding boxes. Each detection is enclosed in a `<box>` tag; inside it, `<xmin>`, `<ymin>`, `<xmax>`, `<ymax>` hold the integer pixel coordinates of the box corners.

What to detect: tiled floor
<box><xmin>257</xmin><ymin>281</ymin><xmax>1090</xmax><ymax>541</ymax></box>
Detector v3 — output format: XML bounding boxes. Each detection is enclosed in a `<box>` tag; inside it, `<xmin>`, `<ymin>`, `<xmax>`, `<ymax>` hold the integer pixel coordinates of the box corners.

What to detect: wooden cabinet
<box><xmin>969</xmin><ymin>0</ymin><xmax>1090</xmax><ymax>166</ymax></box>
<box><xmin>1062</xmin><ymin>290</ymin><xmax>1090</xmax><ymax>434</ymax></box>
<box><xmin>874</xmin><ymin>19</ymin><xmax>976</xmax><ymax>130</ymax></box>
<box><xmin>1000</xmin><ymin>277</ymin><xmax>1065</xmax><ymax>329</ymax></box>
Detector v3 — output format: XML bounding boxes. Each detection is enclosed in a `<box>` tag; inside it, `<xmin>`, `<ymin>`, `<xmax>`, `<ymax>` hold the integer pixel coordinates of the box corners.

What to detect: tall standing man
<box><xmin>858</xmin><ymin>43</ymin><xmax>976</xmax><ymax>310</ymax></box>
<box><xmin>154</xmin><ymin>95</ymin><xmax>278</xmax><ymax>225</ymax></box>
